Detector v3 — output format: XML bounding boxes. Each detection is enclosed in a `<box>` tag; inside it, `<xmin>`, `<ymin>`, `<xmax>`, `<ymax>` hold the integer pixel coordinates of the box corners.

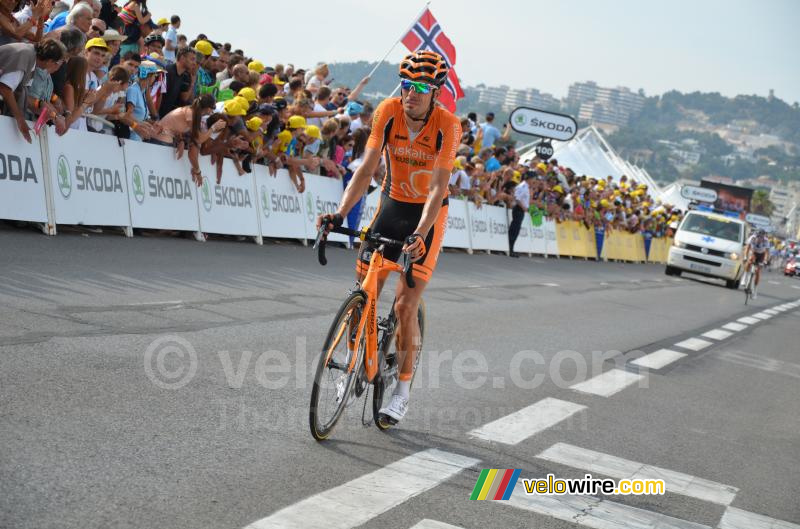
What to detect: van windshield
<box><xmin>681</xmin><ymin>213</ymin><xmax>742</xmax><ymax>243</ymax></box>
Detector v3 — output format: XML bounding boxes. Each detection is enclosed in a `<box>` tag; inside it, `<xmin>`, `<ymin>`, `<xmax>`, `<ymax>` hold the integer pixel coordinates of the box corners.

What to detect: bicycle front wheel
<box><xmin>309</xmin><ymin>291</ymin><xmax>366</xmax><ymax>441</ymax></box>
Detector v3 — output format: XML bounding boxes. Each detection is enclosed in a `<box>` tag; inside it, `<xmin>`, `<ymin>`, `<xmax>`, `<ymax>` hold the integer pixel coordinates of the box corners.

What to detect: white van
<box><xmin>666</xmin><ymin>210</ymin><xmax>747</xmax><ymax>289</ymax></box>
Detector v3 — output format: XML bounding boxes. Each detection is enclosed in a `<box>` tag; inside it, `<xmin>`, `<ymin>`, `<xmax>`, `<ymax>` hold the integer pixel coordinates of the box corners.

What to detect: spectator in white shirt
<box><xmin>163</xmin><ymin>16</ymin><xmax>180</xmax><ymax>63</ymax></box>
<box><xmin>305</xmin><ymin>63</ymin><xmax>329</xmax><ymax>95</ymax></box>
<box><xmin>508</xmin><ymin>172</ymin><xmax>535</xmax><ymax>257</ymax></box>
<box><xmin>448</xmin><ymin>156</ymin><xmax>470</xmax><ymax>197</ymax></box>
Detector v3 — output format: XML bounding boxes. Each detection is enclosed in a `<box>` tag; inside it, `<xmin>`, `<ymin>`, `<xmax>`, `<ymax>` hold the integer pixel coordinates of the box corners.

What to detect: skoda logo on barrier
<box><xmin>201</xmin><ymin>179</ymin><xmax>212</xmax><ymax>211</ymax></box>
<box><xmin>306</xmin><ymin>193</ymin><xmax>315</xmax><ymax>223</ymax></box>
<box><xmin>132</xmin><ymin>165</ymin><xmax>145</xmax><ymax>204</ymax></box>
<box><xmin>261</xmin><ymin>185</ymin><xmax>270</xmax><ymax>218</ymax></box>
<box><xmin>508</xmin><ymin>107</ymin><xmax>578</xmax><ymax>142</ymax></box>
<box><xmin>57</xmin><ymin>155</ymin><xmax>71</xmax><ymax>198</ymax></box>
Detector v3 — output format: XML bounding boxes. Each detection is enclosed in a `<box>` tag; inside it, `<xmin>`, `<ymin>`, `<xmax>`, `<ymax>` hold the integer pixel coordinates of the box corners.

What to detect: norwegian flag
<box><xmin>401</xmin><ymin>8</ymin><xmax>464</xmax><ymax>112</ymax></box>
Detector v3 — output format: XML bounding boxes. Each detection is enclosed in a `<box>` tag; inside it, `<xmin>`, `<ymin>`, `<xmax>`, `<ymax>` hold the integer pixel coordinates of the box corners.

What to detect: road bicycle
<box><xmin>743</xmin><ymin>259</ymin><xmax>764</xmax><ymax>305</ymax></box>
<box><xmin>309</xmin><ymin>225</ymin><xmax>425</xmax><ymax>441</ymax></box>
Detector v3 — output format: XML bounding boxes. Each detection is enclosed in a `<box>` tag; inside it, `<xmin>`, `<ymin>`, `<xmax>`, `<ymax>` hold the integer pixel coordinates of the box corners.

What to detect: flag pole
<box><xmin>365</xmin><ymin>0</ymin><xmax>431</xmax><ymax>79</ymax></box>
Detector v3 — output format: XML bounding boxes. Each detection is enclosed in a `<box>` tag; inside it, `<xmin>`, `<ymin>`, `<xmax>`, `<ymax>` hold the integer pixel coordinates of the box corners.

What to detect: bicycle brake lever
<box><xmin>315</xmin><ymin>227</ymin><xmax>328</xmax><ymax>266</ymax></box>
<box><xmin>402</xmin><ymin>251</ymin><xmax>415</xmax><ymax>289</ymax></box>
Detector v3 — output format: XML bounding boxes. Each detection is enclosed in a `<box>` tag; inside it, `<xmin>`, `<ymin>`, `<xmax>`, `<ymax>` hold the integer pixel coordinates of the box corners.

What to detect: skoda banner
<box><xmin>124</xmin><ymin>141</ymin><xmax>199</xmax><ymax>231</ymax></box>
<box><xmin>303</xmin><ymin>173</ymin><xmax>348</xmax><ymax>244</ymax></box>
<box><xmin>484</xmin><ymin>204</ymin><xmax>510</xmax><ymax>253</ymax></box>
<box><xmin>196</xmin><ymin>157</ymin><xmax>259</xmax><ymax>236</ymax></box>
<box><xmin>680</xmin><ymin>185</ymin><xmax>718</xmax><ymax>203</ymax></box>
<box><xmin>254</xmin><ymin>168</ymin><xmax>307</xmax><ymax>240</ymax></box>
<box><xmin>514</xmin><ymin>211</ymin><xmax>533</xmax><ymax>254</ymax></box>
<box><xmin>508</xmin><ymin>107</ymin><xmax>578</xmax><ymax>141</ymax></box>
<box><xmin>442</xmin><ymin>198</ymin><xmax>470</xmax><ymax>249</ymax></box>
<box><xmin>48</xmin><ymin>129</ymin><xmax>130</xmax><ymax>227</ymax></box>
<box><xmin>0</xmin><ymin>116</ymin><xmax>47</xmax><ymax>223</ymax></box>
<box><xmin>467</xmin><ymin>201</ymin><xmax>490</xmax><ymax>250</ymax></box>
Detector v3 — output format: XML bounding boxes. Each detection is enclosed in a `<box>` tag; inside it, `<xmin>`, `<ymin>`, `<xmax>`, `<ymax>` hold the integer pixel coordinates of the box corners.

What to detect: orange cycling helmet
<box><xmin>399</xmin><ymin>50</ymin><xmax>449</xmax><ymax>87</ymax></box>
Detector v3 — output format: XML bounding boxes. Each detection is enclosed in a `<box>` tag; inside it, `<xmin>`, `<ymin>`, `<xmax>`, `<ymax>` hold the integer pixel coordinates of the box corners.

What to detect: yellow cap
<box><xmin>305</xmin><ymin>125</ymin><xmax>321</xmax><ymax>140</ymax></box>
<box><xmin>224</xmin><ymin>99</ymin><xmax>246</xmax><ymax>116</ymax></box>
<box><xmin>274</xmin><ymin>129</ymin><xmax>292</xmax><ymax>152</ymax></box>
<box><xmin>453</xmin><ymin>158</ymin><xmax>464</xmax><ymax>170</ymax></box>
<box><xmin>246</xmin><ymin>117</ymin><xmax>263</xmax><ymax>131</ymax></box>
<box><xmin>248</xmin><ymin>60</ymin><xmax>265</xmax><ymax>73</ymax></box>
<box><xmin>157</xmin><ymin>18</ymin><xmax>169</xmax><ymax>25</ymax></box>
<box><xmin>536</xmin><ymin>162</ymin><xmax>547</xmax><ymax>172</ymax></box>
<box><xmin>552</xmin><ymin>185</ymin><xmax>564</xmax><ymax>194</ymax></box>
<box><xmin>194</xmin><ymin>40</ymin><xmax>213</xmax><ymax>56</ymax></box>
<box><xmin>600</xmin><ymin>199</ymin><xmax>611</xmax><ymax>208</ymax></box>
<box><xmin>238</xmin><ymin>87</ymin><xmax>256</xmax><ymax>102</ymax></box>
<box><xmin>85</xmin><ymin>37</ymin><xmax>109</xmax><ymax>50</ymax></box>
<box><xmin>287</xmin><ymin>115</ymin><xmax>307</xmax><ymax>129</ymax></box>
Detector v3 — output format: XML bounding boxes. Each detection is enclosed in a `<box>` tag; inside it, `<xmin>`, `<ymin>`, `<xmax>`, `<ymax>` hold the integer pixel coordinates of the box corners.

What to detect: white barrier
<box><xmin>124</xmin><ymin>140</ymin><xmax>199</xmax><ymax>231</ymax></box>
<box><xmin>47</xmin><ymin>128</ymin><xmax>130</xmax><ymax>227</ymax></box>
<box><xmin>255</xmin><ymin>167</ymin><xmax>307</xmax><ymax>240</ymax></box>
<box><xmin>443</xmin><ymin>198</ymin><xmax>471</xmax><ymax>249</ymax></box>
<box><xmin>196</xmin><ymin>157</ymin><xmax>259</xmax><ymax>236</ymax></box>
<box><xmin>303</xmin><ymin>172</ymin><xmax>348</xmax><ymax>244</ymax></box>
<box><xmin>0</xmin><ymin>122</ymin><xmax>568</xmax><ymax>259</ymax></box>
<box><xmin>0</xmin><ymin>116</ymin><xmax>48</xmax><ymax>223</ymax></box>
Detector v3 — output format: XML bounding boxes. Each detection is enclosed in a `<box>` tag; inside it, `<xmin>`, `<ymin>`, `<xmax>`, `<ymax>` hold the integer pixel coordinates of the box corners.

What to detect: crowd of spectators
<box><xmin>1</xmin><ymin>0</ymin><xmax>683</xmax><ymax>250</ymax></box>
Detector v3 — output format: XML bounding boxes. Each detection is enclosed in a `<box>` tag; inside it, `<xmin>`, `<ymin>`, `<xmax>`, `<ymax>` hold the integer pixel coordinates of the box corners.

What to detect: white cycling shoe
<box><xmin>379</xmin><ymin>394</ymin><xmax>409</xmax><ymax>424</ymax></box>
<box><xmin>752</xmin><ymin>290</ymin><xmax>758</xmax><ymax>300</ymax></box>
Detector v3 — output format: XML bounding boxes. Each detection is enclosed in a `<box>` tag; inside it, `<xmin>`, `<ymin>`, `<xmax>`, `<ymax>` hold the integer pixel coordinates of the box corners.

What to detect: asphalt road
<box><xmin>1</xmin><ymin>223</ymin><xmax>799</xmax><ymax>529</ymax></box>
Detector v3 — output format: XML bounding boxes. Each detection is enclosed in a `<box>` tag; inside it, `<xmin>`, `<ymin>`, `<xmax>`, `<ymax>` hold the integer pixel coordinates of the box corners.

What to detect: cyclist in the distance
<box><xmin>318</xmin><ymin>50</ymin><xmax>462</xmax><ymax>423</ymax></box>
<box><xmin>744</xmin><ymin>228</ymin><xmax>771</xmax><ymax>299</ymax></box>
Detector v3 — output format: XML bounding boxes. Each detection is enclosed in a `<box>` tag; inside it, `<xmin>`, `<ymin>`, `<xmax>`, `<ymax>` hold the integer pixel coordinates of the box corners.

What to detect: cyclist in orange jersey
<box><xmin>317</xmin><ymin>50</ymin><xmax>461</xmax><ymax>423</ymax></box>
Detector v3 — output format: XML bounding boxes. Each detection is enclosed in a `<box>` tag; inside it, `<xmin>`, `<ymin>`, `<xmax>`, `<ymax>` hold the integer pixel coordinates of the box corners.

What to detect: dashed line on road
<box><xmin>751</xmin><ymin>312</ymin><xmax>772</xmax><ymax>320</ymax></box>
<box><xmin>502</xmin><ymin>483</ymin><xmax>711</xmax><ymax>529</ymax></box>
<box><xmin>570</xmin><ymin>369</ymin><xmax>645</xmax><ymax>398</ymax></box>
<box><xmin>737</xmin><ymin>316</ymin><xmax>760</xmax><ymax>324</ymax></box>
<box><xmin>468</xmin><ymin>398</ymin><xmax>586</xmax><ymax>445</ymax></box>
<box><xmin>674</xmin><ymin>337</ymin><xmax>713</xmax><ymax>351</ymax></box>
<box><xmin>702</xmin><ymin>329</ymin><xmax>734</xmax><ymax>340</ymax></box>
<box><xmin>631</xmin><ymin>348</ymin><xmax>687</xmax><ymax>370</ymax></box>
<box><xmin>718</xmin><ymin>506</ymin><xmax>800</xmax><ymax>529</ymax></box>
<box><xmin>764</xmin><ymin>309</ymin><xmax>779</xmax><ymax>315</ymax></box>
<box><xmin>540</xmin><ymin>282</ymin><xmax>560</xmax><ymax>287</ymax></box>
<box><xmin>409</xmin><ymin>521</ymin><xmax>465</xmax><ymax>529</ymax></box>
<box><xmin>536</xmin><ymin>442</ymin><xmax>739</xmax><ymax>505</ymax></box>
<box><xmin>242</xmin><ymin>449</ymin><xmax>479</xmax><ymax>529</ymax></box>
<box><xmin>722</xmin><ymin>322</ymin><xmax>748</xmax><ymax>332</ymax></box>
<box><xmin>768</xmin><ymin>280</ymin><xmax>781</xmax><ymax>285</ymax></box>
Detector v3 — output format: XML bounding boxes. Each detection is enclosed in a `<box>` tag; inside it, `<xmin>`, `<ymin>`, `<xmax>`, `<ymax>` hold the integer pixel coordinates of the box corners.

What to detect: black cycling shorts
<box><xmin>356</xmin><ymin>193</ymin><xmax>448</xmax><ymax>283</ymax></box>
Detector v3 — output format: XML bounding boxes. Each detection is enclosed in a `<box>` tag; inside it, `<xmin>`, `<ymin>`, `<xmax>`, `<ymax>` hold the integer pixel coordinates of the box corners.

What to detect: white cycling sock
<box><xmin>393</xmin><ymin>380</ymin><xmax>411</xmax><ymax>400</ymax></box>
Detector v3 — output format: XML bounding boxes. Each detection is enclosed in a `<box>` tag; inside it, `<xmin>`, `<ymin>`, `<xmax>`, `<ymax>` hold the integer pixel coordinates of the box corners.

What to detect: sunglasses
<box><xmin>91</xmin><ymin>26</ymin><xmax>105</xmax><ymax>36</ymax></box>
<box><xmin>400</xmin><ymin>79</ymin><xmax>434</xmax><ymax>94</ymax></box>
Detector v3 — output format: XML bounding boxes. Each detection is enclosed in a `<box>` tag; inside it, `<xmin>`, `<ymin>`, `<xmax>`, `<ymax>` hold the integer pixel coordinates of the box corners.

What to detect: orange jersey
<box><xmin>366</xmin><ymin>97</ymin><xmax>462</xmax><ymax>204</ymax></box>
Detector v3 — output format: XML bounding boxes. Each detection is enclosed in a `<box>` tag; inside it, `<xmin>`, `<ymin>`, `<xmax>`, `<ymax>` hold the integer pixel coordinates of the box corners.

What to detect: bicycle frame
<box><xmin>349</xmin><ymin>247</ymin><xmax>406</xmax><ymax>383</ymax></box>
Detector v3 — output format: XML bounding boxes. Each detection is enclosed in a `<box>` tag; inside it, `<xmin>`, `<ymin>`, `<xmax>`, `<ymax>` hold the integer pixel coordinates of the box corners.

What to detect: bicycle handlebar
<box><xmin>313</xmin><ymin>225</ymin><xmax>416</xmax><ymax>288</ymax></box>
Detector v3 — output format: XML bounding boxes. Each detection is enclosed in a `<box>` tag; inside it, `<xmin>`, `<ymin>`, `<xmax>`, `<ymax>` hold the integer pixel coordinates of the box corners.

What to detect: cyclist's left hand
<box><xmin>403</xmin><ymin>233</ymin><xmax>427</xmax><ymax>262</ymax></box>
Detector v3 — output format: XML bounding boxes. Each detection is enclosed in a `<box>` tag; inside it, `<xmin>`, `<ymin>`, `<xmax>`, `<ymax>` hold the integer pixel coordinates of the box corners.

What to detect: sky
<box><xmin>163</xmin><ymin>0</ymin><xmax>800</xmax><ymax>103</ymax></box>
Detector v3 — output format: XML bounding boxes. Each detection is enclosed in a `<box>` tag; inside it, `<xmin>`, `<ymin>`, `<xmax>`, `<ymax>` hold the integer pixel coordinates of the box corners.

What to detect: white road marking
<box><xmin>737</xmin><ymin>316</ymin><xmax>760</xmax><ymax>324</ymax></box>
<box><xmin>719</xmin><ymin>506</ymin><xmax>800</xmax><ymax>529</ymax></box>
<box><xmin>536</xmin><ymin>443</ymin><xmax>738</xmax><ymax>505</ymax></box>
<box><xmin>468</xmin><ymin>398</ymin><xmax>586</xmax><ymax>445</ymax></box>
<box><xmin>540</xmin><ymin>282</ymin><xmax>560</xmax><ymax>287</ymax></box>
<box><xmin>768</xmin><ymin>280</ymin><xmax>781</xmax><ymax>285</ymax></box>
<box><xmin>722</xmin><ymin>322</ymin><xmax>748</xmax><ymax>332</ymax></box>
<box><xmin>128</xmin><ymin>300</ymin><xmax>184</xmax><ymax>306</ymax></box>
<box><xmin>674</xmin><ymin>337</ymin><xmax>713</xmax><ymax>351</ymax></box>
<box><xmin>409</xmin><ymin>521</ymin><xmax>465</xmax><ymax>529</ymax></box>
<box><xmin>702</xmin><ymin>329</ymin><xmax>734</xmax><ymax>340</ymax></box>
<box><xmin>716</xmin><ymin>351</ymin><xmax>800</xmax><ymax>380</ymax></box>
<box><xmin>764</xmin><ymin>309</ymin><xmax>779</xmax><ymax>315</ymax></box>
<box><xmin>243</xmin><ymin>449</ymin><xmax>479</xmax><ymax>529</ymax></box>
<box><xmin>570</xmin><ymin>369</ymin><xmax>645</xmax><ymax>397</ymax></box>
<box><xmin>631</xmin><ymin>348</ymin><xmax>687</xmax><ymax>370</ymax></box>
<box><xmin>751</xmin><ymin>312</ymin><xmax>772</xmax><ymax>320</ymax></box>
<box><xmin>503</xmin><ymin>482</ymin><xmax>710</xmax><ymax>529</ymax></box>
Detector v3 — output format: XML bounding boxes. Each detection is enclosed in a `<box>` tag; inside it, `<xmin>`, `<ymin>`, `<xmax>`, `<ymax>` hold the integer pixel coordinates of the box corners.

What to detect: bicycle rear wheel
<box><xmin>309</xmin><ymin>291</ymin><xmax>366</xmax><ymax>441</ymax></box>
<box><xmin>373</xmin><ymin>299</ymin><xmax>426</xmax><ymax>430</ymax></box>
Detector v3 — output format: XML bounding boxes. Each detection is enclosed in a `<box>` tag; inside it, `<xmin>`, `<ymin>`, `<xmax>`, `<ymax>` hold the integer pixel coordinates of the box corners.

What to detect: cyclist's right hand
<box><xmin>317</xmin><ymin>213</ymin><xmax>344</xmax><ymax>233</ymax></box>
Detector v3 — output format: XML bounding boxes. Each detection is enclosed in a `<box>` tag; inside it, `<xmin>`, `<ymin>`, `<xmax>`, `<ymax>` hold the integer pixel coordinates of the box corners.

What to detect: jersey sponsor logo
<box><xmin>386</xmin><ymin>144</ymin><xmax>435</xmax><ymax>161</ymax></box>
<box><xmin>394</xmin><ymin>134</ymin><xmax>408</xmax><ymax>141</ymax></box>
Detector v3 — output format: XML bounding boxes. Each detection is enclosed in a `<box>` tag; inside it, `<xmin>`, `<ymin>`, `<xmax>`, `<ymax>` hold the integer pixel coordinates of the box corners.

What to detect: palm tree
<box><xmin>750</xmin><ymin>189</ymin><xmax>774</xmax><ymax>216</ymax></box>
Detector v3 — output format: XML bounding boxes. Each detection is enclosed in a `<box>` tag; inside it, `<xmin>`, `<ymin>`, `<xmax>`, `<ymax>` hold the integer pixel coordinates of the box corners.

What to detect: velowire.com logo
<box><xmin>57</xmin><ymin>155</ymin><xmax>71</xmax><ymax>198</ymax></box>
<box><xmin>132</xmin><ymin>165</ymin><xmax>145</xmax><ymax>204</ymax></box>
